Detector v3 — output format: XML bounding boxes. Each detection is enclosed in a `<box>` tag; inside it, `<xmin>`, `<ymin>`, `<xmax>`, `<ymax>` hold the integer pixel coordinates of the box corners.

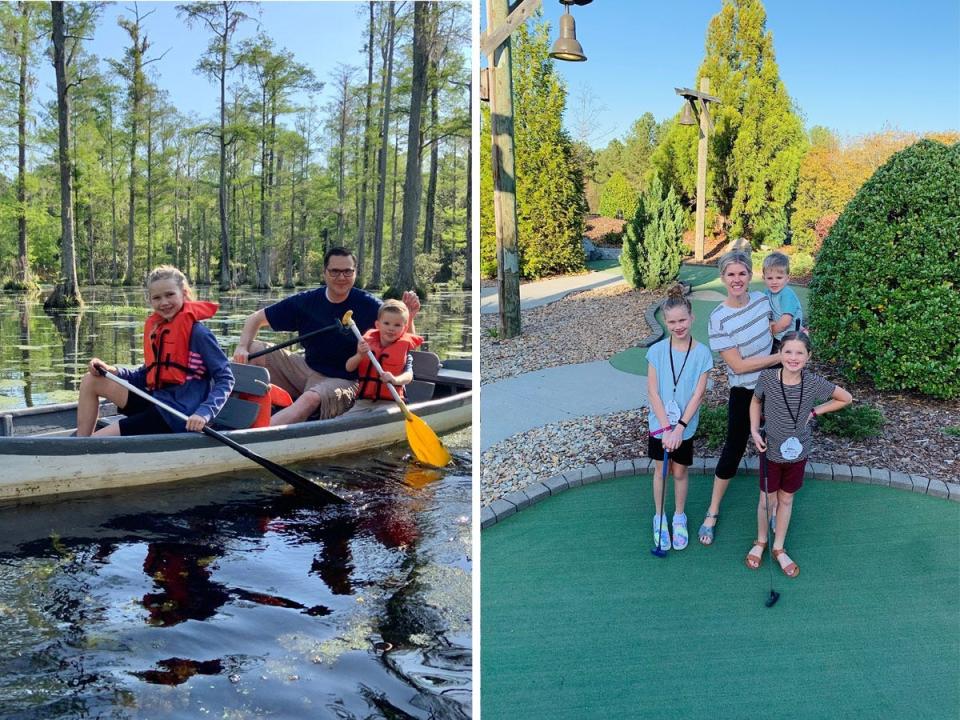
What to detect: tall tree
<box><xmin>653</xmin><ymin>0</ymin><xmax>806</xmax><ymax>246</ymax></box>
<box><xmin>480</xmin><ymin>21</ymin><xmax>586</xmax><ymax>279</ymax></box>
<box><xmin>371</xmin><ymin>0</ymin><xmax>396</xmax><ymax>289</ymax></box>
<box><xmin>355</xmin><ymin>1</ymin><xmax>375</xmax><ymax>285</ymax></box>
<box><xmin>111</xmin><ymin>4</ymin><xmax>163</xmax><ymax>284</ymax></box>
<box><xmin>0</xmin><ymin>2</ymin><xmax>42</xmax><ymax>289</ymax></box>
<box><xmin>46</xmin><ymin>0</ymin><xmax>95</xmax><ymax>309</ymax></box>
<box><xmin>177</xmin><ymin>1</ymin><xmax>249</xmax><ymax>290</ymax></box>
<box><xmin>395</xmin><ymin>1</ymin><xmax>430</xmax><ymax>292</ymax></box>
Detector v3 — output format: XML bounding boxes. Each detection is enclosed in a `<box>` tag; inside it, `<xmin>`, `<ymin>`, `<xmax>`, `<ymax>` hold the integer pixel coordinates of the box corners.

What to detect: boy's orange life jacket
<box><xmin>357</xmin><ymin>328</ymin><xmax>423</xmax><ymax>401</ymax></box>
<box><xmin>235</xmin><ymin>384</ymin><xmax>293</xmax><ymax>428</ymax></box>
<box><xmin>143</xmin><ymin>300</ymin><xmax>219</xmax><ymax>390</ymax></box>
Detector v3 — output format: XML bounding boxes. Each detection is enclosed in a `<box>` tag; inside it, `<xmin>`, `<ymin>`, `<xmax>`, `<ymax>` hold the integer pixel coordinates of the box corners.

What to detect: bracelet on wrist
<box><xmin>678</xmin><ymin>419</ymin><xmax>688</xmax><ymax>428</ymax></box>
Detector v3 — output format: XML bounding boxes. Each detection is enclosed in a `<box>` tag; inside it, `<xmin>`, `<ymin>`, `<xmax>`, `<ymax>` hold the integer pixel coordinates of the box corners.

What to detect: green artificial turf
<box><xmin>482</xmin><ymin>476</ymin><xmax>960</xmax><ymax>719</ymax></box>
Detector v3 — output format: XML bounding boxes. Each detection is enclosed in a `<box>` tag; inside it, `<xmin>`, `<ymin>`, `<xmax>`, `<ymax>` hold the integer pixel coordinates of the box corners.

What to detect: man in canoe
<box><xmin>232</xmin><ymin>247</ymin><xmax>420</xmax><ymax>424</ymax></box>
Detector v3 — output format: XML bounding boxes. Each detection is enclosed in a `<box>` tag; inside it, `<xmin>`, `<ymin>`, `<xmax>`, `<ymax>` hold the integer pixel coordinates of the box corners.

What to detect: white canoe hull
<box><xmin>0</xmin><ymin>392</ymin><xmax>470</xmax><ymax>502</ymax></box>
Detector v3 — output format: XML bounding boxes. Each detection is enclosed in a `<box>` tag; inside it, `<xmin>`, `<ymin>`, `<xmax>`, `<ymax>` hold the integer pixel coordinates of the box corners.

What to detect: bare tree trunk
<box><xmin>14</xmin><ymin>2</ymin><xmax>31</xmax><ymax>287</ymax></box>
<box><xmin>355</xmin><ymin>0</ymin><xmax>375</xmax><ymax>286</ymax></box>
<box><xmin>146</xmin><ymin>97</ymin><xmax>154</xmax><ymax>270</ymax></box>
<box><xmin>464</xmin><ymin>90</ymin><xmax>472</xmax><ymax>290</ymax></box>
<box><xmin>45</xmin><ymin>1</ymin><xmax>82</xmax><ymax>309</ymax></box>
<box><xmin>217</xmin><ymin>1</ymin><xmax>233</xmax><ymax>290</ymax></box>
<box><xmin>396</xmin><ymin>2</ymin><xmax>430</xmax><ymax>292</ymax></box>
<box><xmin>422</xmin><ymin>82</ymin><xmax>439</xmax><ymax>254</ymax></box>
<box><xmin>371</xmin><ymin>2</ymin><xmax>396</xmax><ymax>289</ymax></box>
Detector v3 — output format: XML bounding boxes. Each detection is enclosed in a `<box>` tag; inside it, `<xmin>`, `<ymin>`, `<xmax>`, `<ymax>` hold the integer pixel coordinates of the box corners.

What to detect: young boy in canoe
<box><xmin>75</xmin><ymin>265</ymin><xmax>234</xmax><ymax>436</ymax></box>
<box><xmin>346</xmin><ymin>300</ymin><xmax>423</xmax><ymax>401</ymax></box>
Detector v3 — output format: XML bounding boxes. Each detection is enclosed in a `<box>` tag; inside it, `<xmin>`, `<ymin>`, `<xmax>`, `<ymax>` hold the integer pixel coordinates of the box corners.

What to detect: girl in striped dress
<box><xmin>745</xmin><ymin>332</ymin><xmax>852</xmax><ymax>577</ymax></box>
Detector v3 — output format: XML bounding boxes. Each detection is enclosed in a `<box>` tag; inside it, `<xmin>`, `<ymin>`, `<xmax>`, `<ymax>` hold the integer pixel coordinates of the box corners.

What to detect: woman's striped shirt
<box><xmin>708</xmin><ymin>291</ymin><xmax>773</xmax><ymax>389</ymax></box>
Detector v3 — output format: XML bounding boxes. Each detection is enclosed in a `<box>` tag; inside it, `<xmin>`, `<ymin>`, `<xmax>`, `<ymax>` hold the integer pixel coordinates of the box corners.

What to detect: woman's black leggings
<box><xmin>715</xmin><ymin>386</ymin><xmax>754</xmax><ymax>480</ymax></box>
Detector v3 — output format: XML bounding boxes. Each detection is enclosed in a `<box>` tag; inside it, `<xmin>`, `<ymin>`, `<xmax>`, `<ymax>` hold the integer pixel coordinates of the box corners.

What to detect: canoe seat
<box><xmin>213</xmin><ymin>362</ymin><xmax>273</xmax><ymax>430</ymax></box>
<box><xmin>409</xmin><ymin>351</ymin><xmax>442</xmax><ymax>403</ymax></box>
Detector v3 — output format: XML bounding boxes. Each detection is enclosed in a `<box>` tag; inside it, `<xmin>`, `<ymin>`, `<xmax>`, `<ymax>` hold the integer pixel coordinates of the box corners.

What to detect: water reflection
<box><xmin>0</xmin><ymin>450</ymin><xmax>471</xmax><ymax>718</ymax></box>
<box><xmin>0</xmin><ymin>284</ymin><xmax>471</xmax><ymax>409</ymax></box>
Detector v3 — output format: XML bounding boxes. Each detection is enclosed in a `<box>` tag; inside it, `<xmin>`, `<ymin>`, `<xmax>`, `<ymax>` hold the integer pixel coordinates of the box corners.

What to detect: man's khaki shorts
<box><xmin>248</xmin><ymin>340</ymin><xmax>358</xmax><ymax>420</ymax></box>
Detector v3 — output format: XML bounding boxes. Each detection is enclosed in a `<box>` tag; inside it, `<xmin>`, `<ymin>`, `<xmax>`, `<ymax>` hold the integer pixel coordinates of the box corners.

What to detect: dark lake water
<box><xmin>0</xmin><ymin>284</ymin><xmax>473</xmax><ymax>718</ymax></box>
<box><xmin>0</xmin><ymin>283</ymin><xmax>471</xmax><ymax>410</ymax></box>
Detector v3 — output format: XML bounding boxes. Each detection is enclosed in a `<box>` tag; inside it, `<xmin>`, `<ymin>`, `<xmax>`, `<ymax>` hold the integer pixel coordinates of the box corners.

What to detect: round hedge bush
<box><xmin>809</xmin><ymin>139</ymin><xmax>960</xmax><ymax>399</ymax></box>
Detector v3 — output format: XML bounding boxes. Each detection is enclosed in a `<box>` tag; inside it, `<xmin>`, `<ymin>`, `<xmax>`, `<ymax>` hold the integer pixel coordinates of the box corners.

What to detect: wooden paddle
<box><xmin>100</xmin><ymin>370</ymin><xmax>348</xmax><ymax>505</ymax></box>
<box><xmin>247</xmin><ymin>312</ymin><xmax>353</xmax><ymax>360</ymax></box>
<box><xmin>345</xmin><ymin>317</ymin><xmax>451</xmax><ymax>468</ymax></box>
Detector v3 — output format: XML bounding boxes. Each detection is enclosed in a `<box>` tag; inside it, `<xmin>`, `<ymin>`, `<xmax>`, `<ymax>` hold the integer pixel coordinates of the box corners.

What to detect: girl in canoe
<box><xmin>76</xmin><ymin>265</ymin><xmax>234</xmax><ymax>436</ymax></box>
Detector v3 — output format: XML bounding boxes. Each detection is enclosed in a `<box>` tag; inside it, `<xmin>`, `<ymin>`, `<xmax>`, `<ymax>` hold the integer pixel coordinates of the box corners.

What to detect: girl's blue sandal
<box><xmin>698</xmin><ymin>512</ymin><xmax>719</xmax><ymax>545</ymax></box>
<box><xmin>672</xmin><ymin>513</ymin><xmax>688</xmax><ymax>550</ymax></box>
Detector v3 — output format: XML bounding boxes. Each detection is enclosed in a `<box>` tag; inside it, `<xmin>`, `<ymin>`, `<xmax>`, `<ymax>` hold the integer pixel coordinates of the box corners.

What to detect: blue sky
<box><xmin>33</xmin><ymin>1</ymin><xmax>395</xmax><ymax>129</ymax></box>
<box><xmin>481</xmin><ymin>0</ymin><xmax>960</xmax><ymax>148</ymax></box>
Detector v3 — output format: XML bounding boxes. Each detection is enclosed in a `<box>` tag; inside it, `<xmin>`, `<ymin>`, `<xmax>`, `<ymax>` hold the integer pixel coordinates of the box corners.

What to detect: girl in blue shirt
<box><xmin>646</xmin><ymin>285</ymin><xmax>714</xmax><ymax>551</ymax></box>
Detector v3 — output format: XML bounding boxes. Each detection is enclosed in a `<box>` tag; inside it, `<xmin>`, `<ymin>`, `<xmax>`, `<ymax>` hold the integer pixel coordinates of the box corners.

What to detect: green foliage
<box><xmin>598</xmin><ymin>172</ymin><xmax>637</xmax><ymax>220</ymax></box>
<box><xmin>620</xmin><ymin>174</ymin><xmax>685</xmax><ymax>289</ymax></box>
<box><xmin>653</xmin><ymin>0</ymin><xmax>806</xmax><ymax>247</ymax></box>
<box><xmin>810</xmin><ymin>139</ymin><xmax>960</xmax><ymax>399</ymax></box>
<box><xmin>815</xmin><ymin>404</ymin><xmax>885</xmax><ymax>440</ymax></box>
<box><xmin>697</xmin><ymin>405</ymin><xmax>728</xmax><ymax>450</ymax></box>
<box><xmin>480</xmin><ymin>21</ymin><xmax>586</xmax><ymax>280</ymax></box>
<box><xmin>942</xmin><ymin>426</ymin><xmax>960</xmax><ymax>438</ymax></box>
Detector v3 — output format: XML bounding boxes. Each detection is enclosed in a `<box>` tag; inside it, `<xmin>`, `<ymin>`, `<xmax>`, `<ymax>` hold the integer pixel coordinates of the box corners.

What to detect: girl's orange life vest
<box><xmin>143</xmin><ymin>300</ymin><xmax>219</xmax><ymax>390</ymax></box>
<box><xmin>235</xmin><ymin>383</ymin><xmax>293</xmax><ymax>428</ymax></box>
<box><xmin>357</xmin><ymin>328</ymin><xmax>423</xmax><ymax>401</ymax></box>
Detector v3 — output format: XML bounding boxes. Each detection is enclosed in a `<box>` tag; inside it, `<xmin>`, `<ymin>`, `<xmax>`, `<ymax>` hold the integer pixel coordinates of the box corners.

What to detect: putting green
<box><xmin>609</xmin><ymin>265</ymin><xmax>810</xmax><ymax>375</ymax></box>
<box><xmin>481</xmin><ymin>476</ymin><xmax>959</xmax><ymax>719</ymax></box>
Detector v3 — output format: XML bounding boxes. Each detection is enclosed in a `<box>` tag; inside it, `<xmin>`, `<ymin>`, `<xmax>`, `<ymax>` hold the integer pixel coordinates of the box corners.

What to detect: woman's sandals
<box><xmin>744</xmin><ymin>540</ymin><xmax>766</xmax><ymax>569</ymax></box>
<box><xmin>772</xmin><ymin>548</ymin><xmax>800</xmax><ymax>578</ymax></box>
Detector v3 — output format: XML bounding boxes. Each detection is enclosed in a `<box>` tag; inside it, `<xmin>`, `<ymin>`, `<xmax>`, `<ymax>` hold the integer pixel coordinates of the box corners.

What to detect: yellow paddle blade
<box><xmin>404</xmin><ymin>412</ymin><xmax>452</xmax><ymax>468</ymax></box>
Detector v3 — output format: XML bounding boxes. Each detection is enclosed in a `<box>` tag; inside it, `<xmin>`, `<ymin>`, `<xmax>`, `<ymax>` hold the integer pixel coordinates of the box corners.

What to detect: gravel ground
<box><xmin>480</xmin><ymin>285</ymin><xmax>960</xmax><ymax>505</ymax></box>
<box><xmin>480</xmin><ymin>283</ymin><xmax>660</xmax><ymax>384</ymax></box>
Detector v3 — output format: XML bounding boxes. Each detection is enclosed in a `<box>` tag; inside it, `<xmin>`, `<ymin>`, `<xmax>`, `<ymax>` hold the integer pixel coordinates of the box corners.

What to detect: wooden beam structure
<box><xmin>675</xmin><ymin>80</ymin><xmax>720</xmax><ymax>263</ymax></box>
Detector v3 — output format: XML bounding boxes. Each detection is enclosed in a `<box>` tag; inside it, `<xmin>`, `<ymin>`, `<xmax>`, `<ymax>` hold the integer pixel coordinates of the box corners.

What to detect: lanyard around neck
<box><xmin>669</xmin><ymin>336</ymin><xmax>693</xmax><ymax>391</ymax></box>
<box><xmin>779</xmin><ymin>369</ymin><xmax>804</xmax><ymax>430</ymax></box>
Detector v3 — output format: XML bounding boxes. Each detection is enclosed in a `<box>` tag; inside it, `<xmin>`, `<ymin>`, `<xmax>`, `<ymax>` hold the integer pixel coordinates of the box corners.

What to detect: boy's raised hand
<box><xmin>357</xmin><ymin>340</ymin><xmax>370</xmax><ymax>356</ymax></box>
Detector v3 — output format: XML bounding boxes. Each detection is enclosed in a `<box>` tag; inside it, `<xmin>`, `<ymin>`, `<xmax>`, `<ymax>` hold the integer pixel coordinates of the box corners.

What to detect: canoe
<box><xmin>0</xmin><ymin>368</ymin><xmax>471</xmax><ymax>503</ymax></box>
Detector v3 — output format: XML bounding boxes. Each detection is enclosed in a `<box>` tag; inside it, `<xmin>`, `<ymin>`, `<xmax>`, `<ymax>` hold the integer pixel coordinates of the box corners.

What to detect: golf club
<box><xmin>650</xmin><ymin>444</ymin><xmax>670</xmax><ymax>558</ymax></box>
<box><xmin>760</xmin><ymin>429</ymin><xmax>780</xmax><ymax>607</ymax></box>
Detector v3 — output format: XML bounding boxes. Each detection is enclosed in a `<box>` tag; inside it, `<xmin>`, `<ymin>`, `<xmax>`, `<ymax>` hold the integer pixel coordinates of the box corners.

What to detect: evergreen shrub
<box><xmin>620</xmin><ymin>174</ymin><xmax>685</xmax><ymax>289</ymax></box>
<box><xmin>809</xmin><ymin>140</ymin><xmax>960</xmax><ymax>399</ymax></box>
<box><xmin>815</xmin><ymin>404</ymin><xmax>884</xmax><ymax>440</ymax></box>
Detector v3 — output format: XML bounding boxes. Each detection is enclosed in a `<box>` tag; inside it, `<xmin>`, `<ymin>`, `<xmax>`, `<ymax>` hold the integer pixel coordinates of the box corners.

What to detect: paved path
<box><xmin>479</xmin><ymin>266</ymin><xmax>624</xmax><ymax>314</ymax></box>
<box><xmin>480</xmin><ymin>360</ymin><xmax>648</xmax><ymax>451</ymax></box>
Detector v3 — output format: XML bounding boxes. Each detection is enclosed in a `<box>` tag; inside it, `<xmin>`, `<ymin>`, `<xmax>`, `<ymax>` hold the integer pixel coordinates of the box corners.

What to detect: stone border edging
<box><xmin>480</xmin><ymin>456</ymin><xmax>960</xmax><ymax>530</ymax></box>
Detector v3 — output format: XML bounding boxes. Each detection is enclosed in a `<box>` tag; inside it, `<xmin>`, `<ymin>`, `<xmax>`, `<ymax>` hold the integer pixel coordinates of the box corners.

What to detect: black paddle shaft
<box><xmin>248</xmin><ymin>322</ymin><xmax>347</xmax><ymax>360</ymax></box>
<box><xmin>201</xmin><ymin>425</ymin><xmax>347</xmax><ymax>505</ymax></box>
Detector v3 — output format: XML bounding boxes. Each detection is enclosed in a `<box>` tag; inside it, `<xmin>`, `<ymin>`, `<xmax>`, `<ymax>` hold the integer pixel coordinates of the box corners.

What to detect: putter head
<box><xmin>765</xmin><ymin>590</ymin><xmax>780</xmax><ymax>608</ymax></box>
<box><xmin>650</xmin><ymin>545</ymin><xmax>668</xmax><ymax>558</ymax></box>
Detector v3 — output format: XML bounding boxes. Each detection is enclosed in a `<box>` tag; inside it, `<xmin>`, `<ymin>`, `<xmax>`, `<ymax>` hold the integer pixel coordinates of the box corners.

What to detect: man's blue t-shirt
<box><xmin>264</xmin><ymin>287</ymin><xmax>381</xmax><ymax>379</ymax></box>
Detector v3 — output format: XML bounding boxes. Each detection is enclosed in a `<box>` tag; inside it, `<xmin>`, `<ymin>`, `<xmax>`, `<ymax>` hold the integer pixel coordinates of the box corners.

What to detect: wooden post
<box><xmin>487</xmin><ymin>0</ymin><xmax>521</xmax><ymax>339</ymax></box>
<box><xmin>694</xmin><ymin>77</ymin><xmax>709</xmax><ymax>263</ymax></box>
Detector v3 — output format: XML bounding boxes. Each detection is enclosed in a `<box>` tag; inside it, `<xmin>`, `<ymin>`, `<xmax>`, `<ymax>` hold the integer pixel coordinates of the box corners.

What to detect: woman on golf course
<box><xmin>745</xmin><ymin>331</ymin><xmax>852</xmax><ymax>577</ymax></box>
<box><xmin>699</xmin><ymin>250</ymin><xmax>783</xmax><ymax>545</ymax></box>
